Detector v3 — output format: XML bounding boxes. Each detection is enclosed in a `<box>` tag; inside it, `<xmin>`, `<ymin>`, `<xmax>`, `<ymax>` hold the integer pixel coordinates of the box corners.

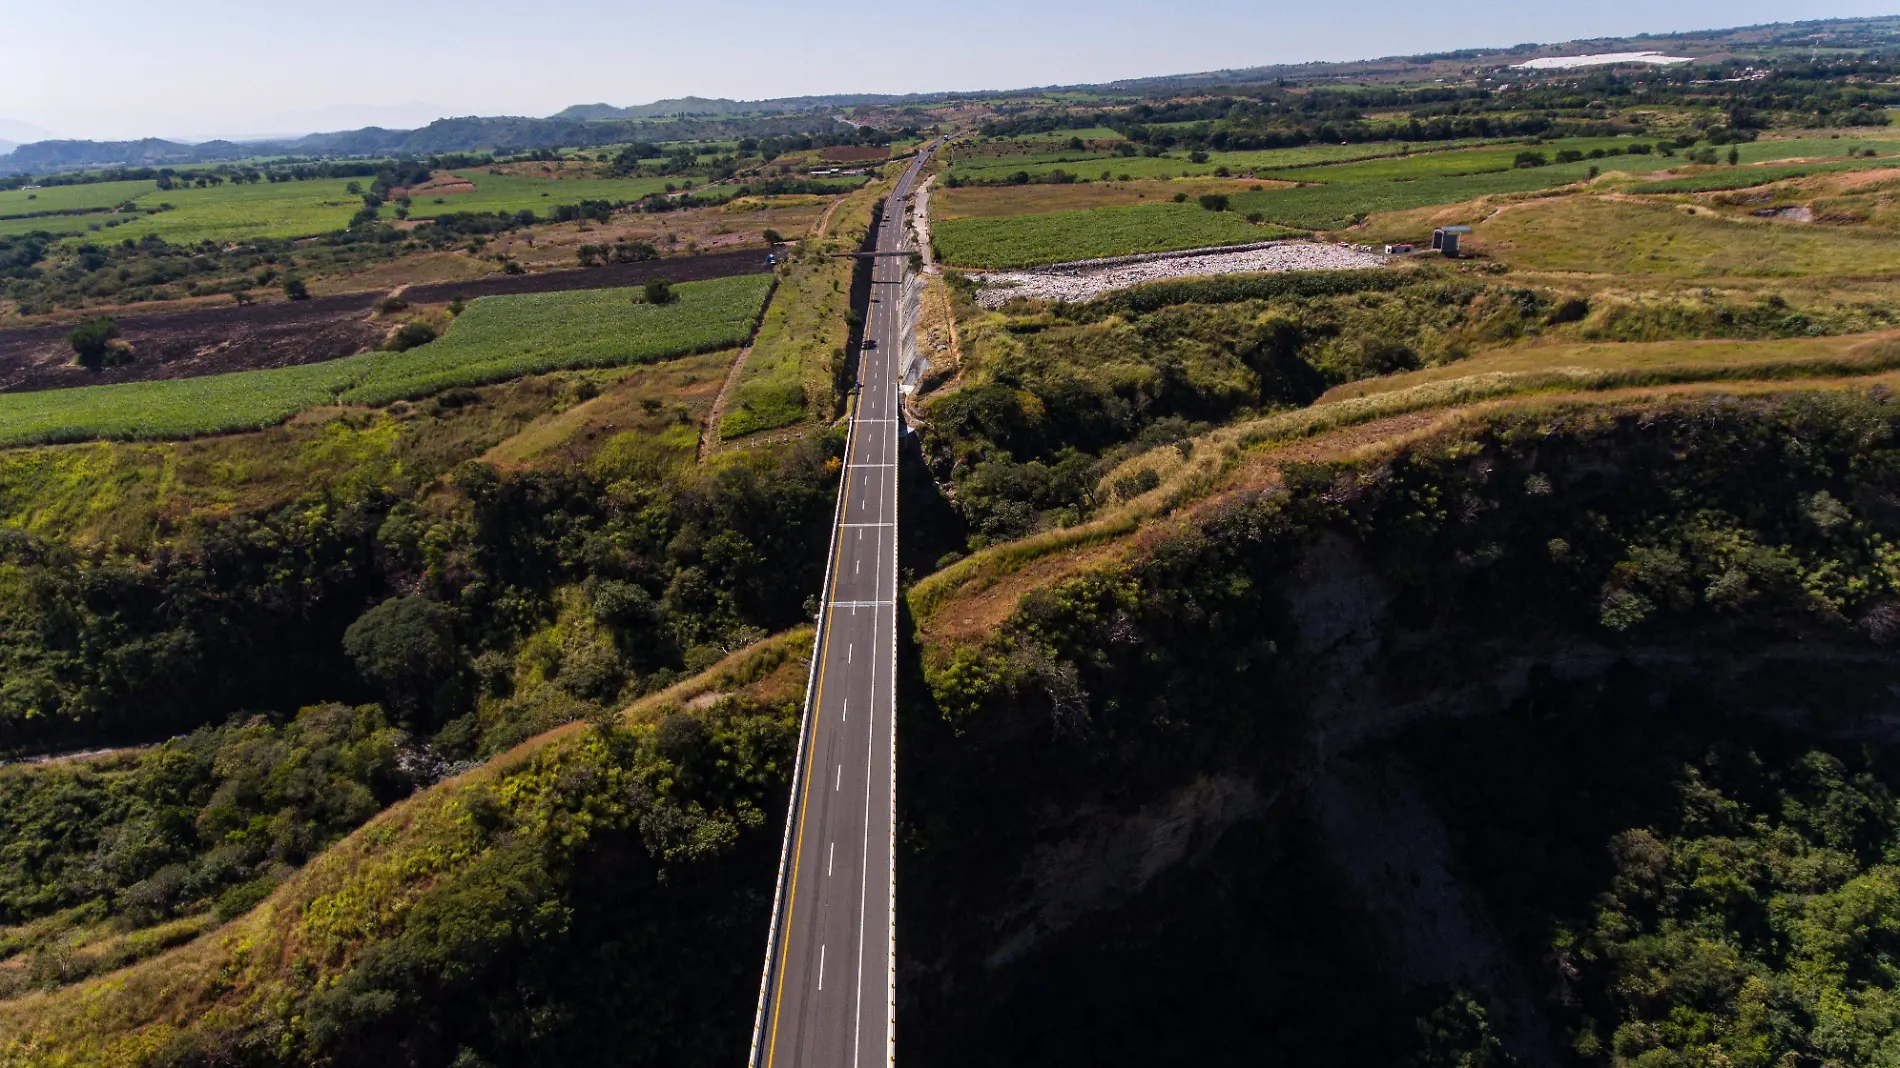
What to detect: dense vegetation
<box><xmin>0</xmin><ymin>704</ymin><xmax>426</xmax><ymax>990</ymax></box>
<box><xmin>908</xmin><ymin>394</ymin><xmax>1900</xmax><ymax>1066</ymax></box>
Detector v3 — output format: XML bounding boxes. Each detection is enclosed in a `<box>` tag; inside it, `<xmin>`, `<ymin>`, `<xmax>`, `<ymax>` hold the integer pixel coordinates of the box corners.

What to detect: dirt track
<box><xmin>0</xmin><ymin>248</ymin><xmax>776</xmax><ymax>394</ymax></box>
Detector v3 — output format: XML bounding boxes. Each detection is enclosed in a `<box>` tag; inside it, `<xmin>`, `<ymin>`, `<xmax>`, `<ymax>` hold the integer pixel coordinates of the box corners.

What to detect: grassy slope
<box><xmin>720</xmin><ymin>171</ymin><xmax>888</xmax><ymax>439</ymax></box>
<box><xmin>0</xmin><ymin>630</ymin><xmax>814</xmax><ymax>1060</ymax></box>
<box><xmin>1475</xmin><ymin>196</ymin><xmax>1900</xmax><ymax>277</ymax></box>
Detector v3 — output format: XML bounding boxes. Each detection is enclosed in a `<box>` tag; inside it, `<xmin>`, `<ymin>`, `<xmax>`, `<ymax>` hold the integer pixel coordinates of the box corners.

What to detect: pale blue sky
<box><xmin>4</xmin><ymin>0</ymin><xmax>1893</xmax><ymax>141</ymax></box>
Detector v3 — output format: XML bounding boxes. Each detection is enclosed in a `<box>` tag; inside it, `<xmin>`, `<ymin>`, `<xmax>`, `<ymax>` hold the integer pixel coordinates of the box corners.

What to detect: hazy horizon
<box><xmin>6</xmin><ymin>0</ymin><xmax>1897</xmax><ymax>143</ymax></box>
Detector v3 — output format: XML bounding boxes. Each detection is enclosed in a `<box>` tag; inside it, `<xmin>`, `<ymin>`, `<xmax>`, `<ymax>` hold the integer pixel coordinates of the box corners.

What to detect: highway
<box><xmin>750</xmin><ymin>142</ymin><xmax>934</xmax><ymax>1068</ymax></box>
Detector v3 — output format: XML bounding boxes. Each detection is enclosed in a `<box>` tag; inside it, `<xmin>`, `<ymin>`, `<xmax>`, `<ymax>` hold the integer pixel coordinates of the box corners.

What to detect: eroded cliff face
<box><xmin>899</xmin><ymin>401</ymin><xmax>1900</xmax><ymax>1067</ymax></box>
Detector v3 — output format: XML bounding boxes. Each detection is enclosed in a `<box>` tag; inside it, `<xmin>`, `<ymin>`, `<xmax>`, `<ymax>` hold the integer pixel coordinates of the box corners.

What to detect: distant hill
<box><xmin>0</xmin><ymin>112</ymin><xmax>854</xmax><ymax>176</ymax></box>
<box><xmin>0</xmin><ymin>139</ymin><xmax>16</xmax><ymax>158</ymax></box>
<box><xmin>550</xmin><ymin>94</ymin><xmax>925</xmax><ymax>121</ymax></box>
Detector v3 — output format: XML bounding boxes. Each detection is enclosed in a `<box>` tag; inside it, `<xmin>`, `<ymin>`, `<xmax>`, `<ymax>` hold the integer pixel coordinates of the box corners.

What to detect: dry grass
<box><xmin>479</xmin><ymin>350</ymin><xmax>730</xmax><ymax>470</ymax></box>
<box><xmin>1321</xmin><ymin>331</ymin><xmax>1900</xmax><ymax>401</ymax></box>
<box><xmin>1469</xmin><ymin>195</ymin><xmax>1900</xmax><ymax>278</ymax></box>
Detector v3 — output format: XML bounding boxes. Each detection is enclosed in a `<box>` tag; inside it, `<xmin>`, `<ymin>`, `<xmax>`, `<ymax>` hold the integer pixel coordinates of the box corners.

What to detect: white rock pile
<box><xmin>971</xmin><ymin>242</ymin><xmax>1391</xmax><ymax>307</ymax></box>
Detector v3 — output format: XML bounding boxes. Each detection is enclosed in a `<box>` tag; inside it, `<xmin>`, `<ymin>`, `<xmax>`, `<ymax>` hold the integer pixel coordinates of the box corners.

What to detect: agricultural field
<box><xmin>0</xmin><ymin>274</ymin><xmax>773</xmax><ymax>444</ymax></box>
<box><xmin>69</xmin><ymin>179</ymin><xmax>370</xmax><ymax>244</ymax></box>
<box><xmin>342</xmin><ymin>272</ymin><xmax>774</xmax><ymax>404</ymax></box>
<box><xmin>402</xmin><ymin>171</ymin><xmax>678</xmax><ymax>219</ymax></box>
<box><xmin>1256</xmin><ymin>136</ymin><xmax>1662</xmax><ymax>182</ymax></box>
<box><xmin>0</xmin><ymin>180</ymin><xmax>154</xmax><ymax>217</ymax></box>
<box><xmin>943</xmin><ymin>139</ymin><xmax>1504</xmax><ymax>184</ymax></box>
<box><xmin>932</xmin><ymin>202</ymin><xmax>1297</xmax><ymax>268</ymax></box>
<box><xmin>933</xmin><ymin>178</ymin><xmax>1286</xmax><ymax>220</ymax></box>
<box><xmin>0</xmin><ymin>352</ymin><xmax>378</xmax><ymax>447</ymax></box>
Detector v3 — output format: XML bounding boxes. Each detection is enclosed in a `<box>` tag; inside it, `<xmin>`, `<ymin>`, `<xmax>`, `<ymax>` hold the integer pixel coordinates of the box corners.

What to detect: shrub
<box><xmin>67</xmin><ymin>316</ymin><xmax>120</xmax><ymax>369</ymax></box>
<box><xmin>283</xmin><ymin>275</ymin><xmax>310</xmax><ymax>300</ymax></box>
<box><xmin>1514</xmin><ymin>151</ymin><xmax>1549</xmax><ymax>169</ymax></box>
<box><xmin>387</xmin><ymin>322</ymin><xmax>439</xmax><ymax>352</ymax></box>
<box><xmin>1197</xmin><ymin>194</ymin><xmax>1231</xmax><ymax>212</ymax></box>
<box><xmin>643</xmin><ymin>278</ymin><xmax>676</xmax><ymax>305</ymax></box>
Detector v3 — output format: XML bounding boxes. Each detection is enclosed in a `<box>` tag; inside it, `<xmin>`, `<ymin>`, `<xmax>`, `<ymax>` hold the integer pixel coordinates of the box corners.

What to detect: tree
<box><xmin>67</xmin><ymin>317</ymin><xmax>120</xmax><ymax>369</ymax></box>
<box><xmin>343</xmin><ymin>596</ymin><xmax>460</xmax><ymax>716</ymax></box>
<box><xmin>283</xmin><ymin>275</ymin><xmax>310</xmax><ymax>301</ymax></box>
<box><xmin>761</xmin><ymin>229</ymin><xmax>784</xmax><ymax>245</ymax></box>
<box><xmin>1197</xmin><ymin>193</ymin><xmax>1230</xmax><ymax>212</ymax></box>
<box><xmin>1728</xmin><ymin>146</ymin><xmax>1740</xmax><ymax>166</ymax></box>
<box><xmin>642</xmin><ymin>278</ymin><xmax>675</xmax><ymax>305</ymax></box>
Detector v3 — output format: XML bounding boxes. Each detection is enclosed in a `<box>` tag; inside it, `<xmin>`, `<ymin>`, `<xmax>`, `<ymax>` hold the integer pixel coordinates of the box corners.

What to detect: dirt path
<box><xmin>814</xmin><ymin>196</ymin><xmax>848</xmax><ymax>240</ymax></box>
<box><xmin>699</xmin><ymin>342</ymin><xmax>755</xmax><ymax>459</ymax></box>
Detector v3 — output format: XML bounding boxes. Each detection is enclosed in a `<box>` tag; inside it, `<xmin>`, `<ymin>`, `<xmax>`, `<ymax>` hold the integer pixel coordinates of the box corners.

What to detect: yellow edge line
<box><xmin>766</xmin><ymin>408</ymin><xmax>859</xmax><ymax>1068</ymax></box>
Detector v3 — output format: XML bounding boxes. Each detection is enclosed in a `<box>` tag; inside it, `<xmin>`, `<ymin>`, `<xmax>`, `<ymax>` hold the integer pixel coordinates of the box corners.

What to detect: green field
<box><xmin>944</xmin><ymin>139</ymin><xmax>1504</xmax><ymax>184</ymax></box>
<box><xmin>404</xmin><ymin>172</ymin><xmax>680</xmax><ymax>219</ymax></box>
<box><xmin>932</xmin><ymin>202</ymin><xmax>1296</xmax><ymax>268</ymax></box>
<box><xmin>341</xmin><ymin>273</ymin><xmax>774</xmax><ymax>405</ymax></box>
<box><xmin>0</xmin><ymin>354</ymin><xmax>380</xmax><ymax>447</ymax></box>
<box><xmin>1258</xmin><ymin>137</ymin><xmax>1661</xmax><ymax>182</ymax></box>
<box><xmin>69</xmin><ymin>179</ymin><xmax>369</xmax><ymax>244</ymax></box>
<box><xmin>0</xmin><ymin>214</ymin><xmax>107</xmax><ymax>238</ymax></box>
<box><xmin>0</xmin><ymin>180</ymin><xmax>155</xmax><ymax>218</ymax></box>
<box><xmin>0</xmin><ymin>275</ymin><xmax>774</xmax><ymax>446</ymax></box>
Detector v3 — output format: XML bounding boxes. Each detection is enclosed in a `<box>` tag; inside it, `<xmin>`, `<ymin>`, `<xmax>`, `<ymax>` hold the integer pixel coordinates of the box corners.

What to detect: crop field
<box><xmin>0</xmin><ymin>214</ymin><xmax>104</xmax><ymax>238</ymax></box>
<box><xmin>76</xmin><ymin>179</ymin><xmax>370</xmax><ymax>244</ymax></box>
<box><xmin>934</xmin><ymin>178</ymin><xmax>1287</xmax><ymax>220</ymax></box>
<box><xmin>943</xmin><ymin>139</ymin><xmax>1505</xmax><ymax>183</ymax></box>
<box><xmin>0</xmin><ymin>275</ymin><xmax>773</xmax><ymax>445</ymax></box>
<box><xmin>1474</xmin><ymin>196</ymin><xmax>1900</xmax><ymax>278</ymax></box>
<box><xmin>1632</xmin><ymin>159</ymin><xmax>1899</xmax><ymax>193</ymax></box>
<box><xmin>341</xmin><ymin>273</ymin><xmax>773</xmax><ymax>404</ymax></box>
<box><xmin>1257</xmin><ymin>137</ymin><xmax>1664</xmax><ymax>182</ymax></box>
<box><xmin>932</xmin><ymin>202</ymin><xmax>1297</xmax><ymax>268</ymax></box>
<box><xmin>0</xmin><ymin>180</ymin><xmax>154</xmax><ymax>217</ymax></box>
<box><xmin>403</xmin><ymin>172</ymin><xmax>679</xmax><ymax>219</ymax></box>
<box><xmin>0</xmin><ymin>353</ymin><xmax>380</xmax><ymax>447</ymax></box>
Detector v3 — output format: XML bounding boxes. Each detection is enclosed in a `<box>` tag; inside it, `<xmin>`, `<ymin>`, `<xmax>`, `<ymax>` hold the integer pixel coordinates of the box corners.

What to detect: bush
<box><xmin>67</xmin><ymin>316</ymin><xmax>120</xmax><ymax>369</ymax></box>
<box><xmin>283</xmin><ymin>275</ymin><xmax>310</xmax><ymax>301</ymax></box>
<box><xmin>1513</xmin><ymin>151</ymin><xmax>1549</xmax><ymax>169</ymax></box>
<box><xmin>387</xmin><ymin>322</ymin><xmax>440</xmax><ymax>352</ymax></box>
<box><xmin>643</xmin><ymin>278</ymin><xmax>676</xmax><ymax>305</ymax></box>
<box><xmin>1197</xmin><ymin>194</ymin><xmax>1231</xmax><ymax>212</ymax></box>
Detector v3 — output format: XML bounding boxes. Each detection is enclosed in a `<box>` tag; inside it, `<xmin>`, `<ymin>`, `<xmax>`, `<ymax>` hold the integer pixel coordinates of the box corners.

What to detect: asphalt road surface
<box><xmin>751</xmin><ymin>143</ymin><xmax>935</xmax><ymax>1068</ymax></box>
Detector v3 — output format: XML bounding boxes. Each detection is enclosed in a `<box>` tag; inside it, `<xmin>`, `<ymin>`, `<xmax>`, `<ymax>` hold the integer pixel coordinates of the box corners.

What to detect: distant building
<box><xmin>1432</xmin><ymin>225</ymin><xmax>1472</xmax><ymax>257</ymax></box>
